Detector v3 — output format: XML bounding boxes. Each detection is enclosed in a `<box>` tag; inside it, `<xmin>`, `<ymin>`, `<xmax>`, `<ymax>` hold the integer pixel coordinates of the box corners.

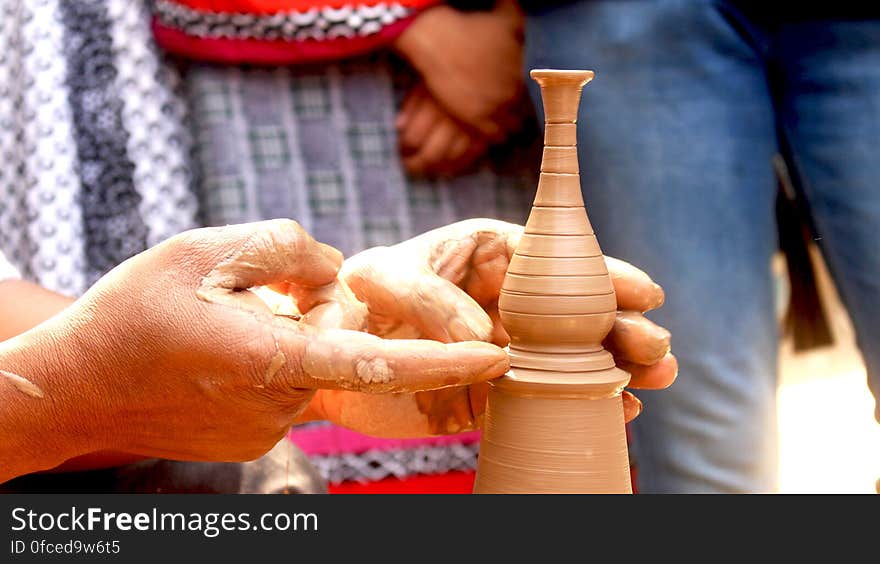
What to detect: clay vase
<box><xmin>472</xmin><ymin>70</ymin><xmax>632</xmax><ymax>494</ymax></box>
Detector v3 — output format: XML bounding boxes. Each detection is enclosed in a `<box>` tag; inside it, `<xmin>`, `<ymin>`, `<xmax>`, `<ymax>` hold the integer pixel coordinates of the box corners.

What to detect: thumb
<box><xmin>343</xmin><ymin>247</ymin><xmax>494</xmax><ymax>343</ymax></box>
<box><xmin>273</xmin><ymin>322</ymin><xmax>509</xmax><ymax>394</ymax></box>
<box><xmin>196</xmin><ymin>219</ymin><xmax>342</xmax><ymax>298</ymax></box>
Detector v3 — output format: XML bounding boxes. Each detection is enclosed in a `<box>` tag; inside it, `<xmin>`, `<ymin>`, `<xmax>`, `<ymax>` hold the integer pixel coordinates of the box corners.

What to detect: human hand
<box><xmin>397</xmin><ymin>85</ymin><xmax>489</xmax><ymax>177</ymax></box>
<box><xmin>2</xmin><ymin>220</ymin><xmax>508</xmax><ymax>474</ymax></box>
<box><xmin>394</xmin><ymin>0</ymin><xmax>526</xmax><ymax>141</ymax></box>
<box><xmin>296</xmin><ymin>219</ymin><xmax>677</xmax><ymax>437</ymax></box>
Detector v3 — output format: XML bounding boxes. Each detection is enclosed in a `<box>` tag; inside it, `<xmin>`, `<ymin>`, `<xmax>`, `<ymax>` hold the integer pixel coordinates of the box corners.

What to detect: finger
<box><xmin>619</xmin><ymin>352</ymin><xmax>678</xmax><ymax>390</ymax></box>
<box><xmin>197</xmin><ymin>219</ymin><xmax>343</xmax><ymax>292</ymax></box>
<box><xmin>441</xmin><ymin>131</ymin><xmax>488</xmax><ymax>176</ymax></box>
<box><xmin>415</xmin><ymin>387</ymin><xmax>477</xmax><ymax>434</ymax></box>
<box><xmin>604</xmin><ymin>311</ymin><xmax>671</xmax><ymax>366</ymax></box>
<box><xmin>295</xmin><ymin>280</ymin><xmax>368</xmax><ymax>332</ymax></box>
<box><xmin>251</xmin><ymin>285</ymin><xmax>301</xmax><ymax>317</ymax></box>
<box><xmin>402</xmin><ymin>218</ymin><xmax>521</xmax><ymax>301</ymax></box>
<box><xmin>426</xmin><ymin>130</ymin><xmax>474</xmax><ymax>177</ymax></box>
<box><xmin>463</xmin><ymin>228</ymin><xmax>520</xmax><ymax>306</ymax></box>
<box><xmin>280</xmin><ymin>324</ymin><xmax>509</xmax><ymax>393</ymax></box>
<box><xmin>444</xmin><ymin>130</ymin><xmax>472</xmax><ymax>164</ymax></box>
<box><xmin>396</xmin><ymin>84</ymin><xmax>429</xmax><ymax>134</ymax></box>
<box><xmin>487</xmin><ymin>305</ymin><xmax>510</xmax><ymax>347</ymax></box>
<box><xmin>399</xmin><ymin>91</ymin><xmax>441</xmax><ymax>155</ymax></box>
<box><xmin>400</xmin><ymin>218</ymin><xmax>521</xmax><ymax>260</ymax></box>
<box><xmin>344</xmin><ymin>248</ymin><xmax>495</xmax><ymax>342</ymax></box>
<box><xmin>469</xmin><ymin>382</ymin><xmax>490</xmax><ymax>420</ymax></box>
<box><xmin>406</xmin><ymin>118</ymin><xmax>459</xmax><ymax>176</ymax></box>
<box><xmin>470</xmin><ymin>115</ymin><xmax>503</xmax><ymax>143</ymax></box>
<box><xmin>622</xmin><ymin>391</ymin><xmax>642</xmax><ymax>423</ymax></box>
<box><xmin>604</xmin><ymin>256</ymin><xmax>665</xmax><ymax>312</ymax></box>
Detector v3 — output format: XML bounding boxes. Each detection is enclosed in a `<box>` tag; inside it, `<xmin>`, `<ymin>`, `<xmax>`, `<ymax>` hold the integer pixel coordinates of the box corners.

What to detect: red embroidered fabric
<box><xmin>151</xmin><ymin>0</ymin><xmax>441</xmax><ymax>64</ymax></box>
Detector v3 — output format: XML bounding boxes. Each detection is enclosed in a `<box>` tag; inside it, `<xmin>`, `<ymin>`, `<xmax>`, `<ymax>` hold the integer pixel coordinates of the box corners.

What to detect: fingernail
<box><xmin>651</xmin><ymin>283</ymin><xmax>665</xmax><ymax>309</ymax></box>
<box><xmin>487</xmin><ymin>356</ymin><xmax>510</xmax><ymax>378</ymax></box>
<box><xmin>666</xmin><ymin>352</ymin><xmax>679</xmax><ymax>380</ymax></box>
<box><xmin>452</xmin><ymin>342</ymin><xmax>510</xmax><ymax>377</ymax></box>
<box><xmin>623</xmin><ymin>392</ymin><xmax>642</xmax><ymax>422</ymax></box>
<box><xmin>655</xmin><ymin>326</ymin><xmax>671</xmax><ymax>349</ymax></box>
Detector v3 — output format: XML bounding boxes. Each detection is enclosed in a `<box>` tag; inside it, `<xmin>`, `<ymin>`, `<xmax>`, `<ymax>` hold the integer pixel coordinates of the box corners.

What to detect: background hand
<box><xmin>394</xmin><ymin>0</ymin><xmax>526</xmax><ymax>142</ymax></box>
<box><xmin>397</xmin><ymin>85</ymin><xmax>489</xmax><ymax>177</ymax></box>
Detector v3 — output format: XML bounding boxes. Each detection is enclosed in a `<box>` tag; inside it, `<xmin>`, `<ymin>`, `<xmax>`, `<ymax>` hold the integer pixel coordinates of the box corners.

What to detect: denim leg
<box><xmin>776</xmin><ymin>19</ymin><xmax>880</xmax><ymax>422</ymax></box>
<box><xmin>525</xmin><ymin>0</ymin><xmax>780</xmax><ymax>492</ymax></box>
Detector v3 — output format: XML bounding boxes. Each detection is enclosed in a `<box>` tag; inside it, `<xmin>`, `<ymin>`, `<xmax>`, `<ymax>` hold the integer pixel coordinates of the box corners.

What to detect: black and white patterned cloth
<box><xmin>0</xmin><ymin>0</ymin><xmax>198</xmax><ymax>296</ymax></box>
<box><xmin>154</xmin><ymin>0</ymin><xmax>413</xmax><ymax>41</ymax></box>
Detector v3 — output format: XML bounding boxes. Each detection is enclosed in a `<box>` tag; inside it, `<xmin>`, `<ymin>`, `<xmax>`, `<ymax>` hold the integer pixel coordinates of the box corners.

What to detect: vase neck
<box><xmin>530</xmin><ymin>69</ymin><xmax>594</xmax><ymax>124</ymax></box>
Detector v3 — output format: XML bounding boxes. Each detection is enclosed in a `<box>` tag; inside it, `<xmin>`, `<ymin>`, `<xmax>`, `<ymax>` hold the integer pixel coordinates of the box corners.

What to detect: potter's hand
<box><xmin>298</xmin><ymin>219</ymin><xmax>676</xmax><ymax>437</ymax></box>
<box><xmin>394</xmin><ymin>0</ymin><xmax>526</xmax><ymax>142</ymax></box>
<box><xmin>0</xmin><ymin>220</ymin><xmax>508</xmax><ymax>481</ymax></box>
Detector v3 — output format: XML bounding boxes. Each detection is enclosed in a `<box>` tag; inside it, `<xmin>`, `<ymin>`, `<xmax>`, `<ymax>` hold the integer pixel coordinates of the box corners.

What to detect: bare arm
<box><xmin>0</xmin><ymin>280</ymin><xmax>148</xmax><ymax>474</ymax></box>
<box><xmin>0</xmin><ymin>280</ymin><xmax>74</xmax><ymax>341</ymax></box>
<box><xmin>0</xmin><ymin>320</ymin><xmax>104</xmax><ymax>481</ymax></box>
<box><xmin>0</xmin><ymin>220</ymin><xmax>508</xmax><ymax>484</ymax></box>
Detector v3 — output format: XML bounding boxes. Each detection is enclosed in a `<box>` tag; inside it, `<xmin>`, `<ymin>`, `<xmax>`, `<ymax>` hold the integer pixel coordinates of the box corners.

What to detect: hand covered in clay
<box><xmin>292</xmin><ymin>219</ymin><xmax>677</xmax><ymax>437</ymax></box>
<box><xmin>394</xmin><ymin>0</ymin><xmax>526</xmax><ymax>142</ymax></box>
<box><xmin>0</xmin><ymin>220</ymin><xmax>509</xmax><ymax>478</ymax></box>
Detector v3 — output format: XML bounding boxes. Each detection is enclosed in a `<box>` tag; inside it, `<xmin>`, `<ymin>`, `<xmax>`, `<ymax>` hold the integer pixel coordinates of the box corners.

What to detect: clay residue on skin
<box><xmin>264</xmin><ymin>351</ymin><xmax>287</xmax><ymax>386</ymax></box>
<box><xmin>354</xmin><ymin>358</ymin><xmax>392</xmax><ymax>385</ymax></box>
<box><xmin>1</xmin><ymin>370</ymin><xmax>44</xmax><ymax>399</ymax></box>
<box><xmin>196</xmin><ymin>244</ymin><xmax>274</xmax><ymax>309</ymax></box>
<box><xmin>429</xmin><ymin>235</ymin><xmax>477</xmax><ymax>286</ymax></box>
<box><xmin>298</xmin><ymin>281</ymin><xmax>368</xmax><ymax>332</ymax></box>
<box><xmin>301</xmin><ymin>336</ymin><xmax>398</xmax><ymax>392</ymax></box>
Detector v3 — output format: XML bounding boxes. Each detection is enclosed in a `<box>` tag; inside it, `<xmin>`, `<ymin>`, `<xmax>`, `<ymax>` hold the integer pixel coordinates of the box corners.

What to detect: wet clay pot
<box><xmin>473</xmin><ymin>70</ymin><xmax>632</xmax><ymax>494</ymax></box>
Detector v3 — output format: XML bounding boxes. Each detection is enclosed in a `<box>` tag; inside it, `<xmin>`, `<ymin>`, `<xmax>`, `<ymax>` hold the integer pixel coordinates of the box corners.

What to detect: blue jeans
<box><xmin>525</xmin><ymin>0</ymin><xmax>880</xmax><ymax>492</ymax></box>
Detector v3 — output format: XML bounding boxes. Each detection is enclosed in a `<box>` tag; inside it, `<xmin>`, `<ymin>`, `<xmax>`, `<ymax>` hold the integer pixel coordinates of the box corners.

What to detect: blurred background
<box><xmin>776</xmin><ymin>244</ymin><xmax>880</xmax><ymax>493</ymax></box>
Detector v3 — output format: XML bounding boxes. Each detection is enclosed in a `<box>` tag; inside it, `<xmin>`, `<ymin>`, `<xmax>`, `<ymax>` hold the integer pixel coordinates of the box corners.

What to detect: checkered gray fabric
<box><xmin>187</xmin><ymin>54</ymin><xmax>539</xmax><ymax>259</ymax></box>
<box><xmin>0</xmin><ymin>0</ymin><xmax>198</xmax><ymax>296</ymax></box>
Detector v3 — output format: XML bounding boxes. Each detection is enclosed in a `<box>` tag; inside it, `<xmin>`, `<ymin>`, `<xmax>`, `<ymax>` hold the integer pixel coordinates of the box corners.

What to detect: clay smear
<box><xmin>264</xmin><ymin>351</ymin><xmax>287</xmax><ymax>385</ymax></box>
<box><xmin>1</xmin><ymin>370</ymin><xmax>44</xmax><ymax>399</ymax></box>
<box><xmin>354</xmin><ymin>357</ymin><xmax>392</xmax><ymax>385</ymax></box>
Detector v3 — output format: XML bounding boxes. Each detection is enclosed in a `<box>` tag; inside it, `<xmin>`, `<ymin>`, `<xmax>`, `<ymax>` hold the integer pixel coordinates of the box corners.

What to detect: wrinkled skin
<box><xmin>0</xmin><ymin>219</ymin><xmax>510</xmax><ymax>481</ymax></box>
<box><xmin>286</xmin><ymin>219</ymin><xmax>677</xmax><ymax>437</ymax></box>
